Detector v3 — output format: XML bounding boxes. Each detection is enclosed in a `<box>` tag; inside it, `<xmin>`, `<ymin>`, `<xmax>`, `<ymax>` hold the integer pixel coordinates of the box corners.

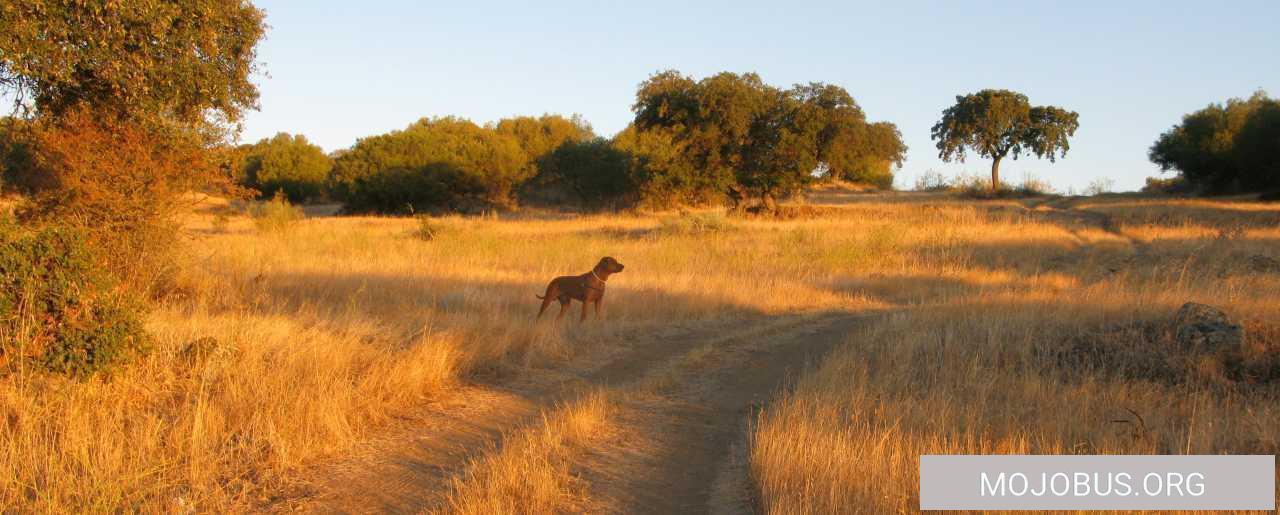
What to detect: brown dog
<box><xmin>536</xmin><ymin>257</ymin><xmax>625</xmax><ymax>321</ymax></box>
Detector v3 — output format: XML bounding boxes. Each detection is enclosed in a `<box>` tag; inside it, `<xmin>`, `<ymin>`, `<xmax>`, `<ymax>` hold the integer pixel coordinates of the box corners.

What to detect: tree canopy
<box><xmin>0</xmin><ymin>0</ymin><xmax>265</xmax><ymax>126</ymax></box>
<box><xmin>494</xmin><ymin>114</ymin><xmax>595</xmax><ymax>170</ymax></box>
<box><xmin>330</xmin><ymin>117</ymin><xmax>527</xmax><ymax>212</ymax></box>
<box><xmin>238</xmin><ymin>133</ymin><xmax>332</xmax><ymax>202</ymax></box>
<box><xmin>1149</xmin><ymin>91</ymin><xmax>1280</xmax><ymax>193</ymax></box>
<box><xmin>931</xmin><ymin>89</ymin><xmax>1079</xmax><ymax>192</ymax></box>
<box><xmin>633</xmin><ymin>70</ymin><xmax>905</xmax><ymax>208</ymax></box>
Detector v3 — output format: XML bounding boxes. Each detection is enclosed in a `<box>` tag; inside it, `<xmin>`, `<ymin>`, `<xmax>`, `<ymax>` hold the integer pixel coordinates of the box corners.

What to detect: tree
<box><xmin>239</xmin><ymin>133</ymin><xmax>332</xmax><ymax>202</ymax></box>
<box><xmin>634</xmin><ymin>70</ymin><xmax>767</xmax><ymax>203</ymax></box>
<box><xmin>931</xmin><ymin>89</ymin><xmax>1079</xmax><ymax>192</ymax></box>
<box><xmin>634</xmin><ymin>71</ymin><xmax>906</xmax><ymax>208</ymax></box>
<box><xmin>1150</xmin><ymin>91</ymin><xmax>1280</xmax><ymax>193</ymax></box>
<box><xmin>536</xmin><ymin>139</ymin><xmax>633</xmax><ymax>207</ymax></box>
<box><xmin>494</xmin><ymin>114</ymin><xmax>595</xmax><ymax>172</ymax></box>
<box><xmin>330</xmin><ymin>117</ymin><xmax>526</xmax><ymax>212</ymax></box>
<box><xmin>791</xmin><ymin>83</ymin><xmax>906</xmax><ymax>188</ymax></box>
<box><xmin>0</xmin><ymin>0</ymin><xmax>266</xmax><ymax>286</ymax></box>
<box><xmin>0</xmin><ymin>0</ymin><xmax>265</xmax><ymax>126</ymax></box>
<box><xmin>610</xmin><ymin>124</ymin><xmax>701</xmax><ymax>207</ymax></box>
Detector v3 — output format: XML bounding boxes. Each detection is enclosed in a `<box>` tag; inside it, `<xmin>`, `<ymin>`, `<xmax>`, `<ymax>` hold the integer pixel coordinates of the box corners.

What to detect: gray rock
<box><xmin>1173</xmin><ymin>302</ymin><xmax>1244</xmax><ymax>351</ymax></box>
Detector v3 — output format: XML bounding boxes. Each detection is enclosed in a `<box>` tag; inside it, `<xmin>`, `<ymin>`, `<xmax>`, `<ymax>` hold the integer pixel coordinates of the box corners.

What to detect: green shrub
<box><xmin>0</xmin><ymin>220</ymin><xmax>148</xmax><ymax>376</ymax></box>
<box><xmin>237</xmin><ymin>132</ymin><xmax>332</xmax><ymax>203</ymax></box>
<box><xmin>534</xmin><ymin>139</ymin><xmax>636</xmax><ymax>208</ymax></box>
<box><xmin>250</xmin><ymin>192</ymin><xmax>304</xmax><ymax>232</ymax></box>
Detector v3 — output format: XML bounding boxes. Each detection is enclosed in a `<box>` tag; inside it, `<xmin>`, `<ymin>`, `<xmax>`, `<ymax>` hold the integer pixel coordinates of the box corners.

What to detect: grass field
<box><xmin>1</xmin><ymin>190</ymin><xmax>1276</xmax><ymax>511</ymax></box>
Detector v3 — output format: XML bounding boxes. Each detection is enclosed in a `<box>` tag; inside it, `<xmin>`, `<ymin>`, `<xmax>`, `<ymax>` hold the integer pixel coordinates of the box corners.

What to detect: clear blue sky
<box><xmin>240</xmin><ymin>0</ymin><xmax>1279</xmax><ymax>192</ymax></box>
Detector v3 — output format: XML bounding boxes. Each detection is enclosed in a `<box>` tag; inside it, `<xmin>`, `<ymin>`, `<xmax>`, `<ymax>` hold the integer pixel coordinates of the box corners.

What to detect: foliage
<box><xmin>931</xmin><ymin>89</ymin><xmax>1079</xmax><ymax>191</ymax></box>
<box><xmin>494</xmin><ymin>114</ymin><xmax>595</xmax><ymax>173</ymax></box>
<box><xmin>791</xmin><ymin>84</ymin><xmax>906</xmax><ymax>188</ymax></box>
<box><xmin>1149</xmin><ymin>91</ymin><xmax>1280</xmax><ymax>193</ymax></box>
<box><xmin>0</xmin><ymin>219</ymin><xmax>148</xmax><ymax>376</ymax></box>
<box><xmin>0</xmin><ymin>0</ymin><xmax>265</xmax><ymax>295</ymax></box>
<box><xmin>330</xmin><ymin>117</ymin><xmax>526</xmax><ymax>213</ymax></box>
<box><xmin>250</xmin><ymin>192</ymin><xmax>305</xmax><ymax>232</ymax></box>
<box><xmin>633</xmin><ymin>70</ymin><xmax>905</xmax><ymax>209</ymax></box>
<box><xmin>9</xmin><ymin>110</ymin><xmax>233</xmax><ymax>288</ymax></box>
<box><xmin>535</xmin><ymin>138</ymin><xmax>634</xmax><ymax>208</ymax></box>
<box><xmin>1141</xmin><ymin>176</ymin><xmax>1191</xmax><ymax>195</ymax></box>
<box><xmin>0</xmin><ymin>0</ymin><xmax>265</xmax><ymax>126</ymax></box>
<box><xmin>238</xmin><ymin>133</ymin><xmax>332</xmax><ymax>202</ymax></box>
<box><xmin>610</xmin><ymin>124</ymin><xmax>706</xmax><ymax>207</ymax></box>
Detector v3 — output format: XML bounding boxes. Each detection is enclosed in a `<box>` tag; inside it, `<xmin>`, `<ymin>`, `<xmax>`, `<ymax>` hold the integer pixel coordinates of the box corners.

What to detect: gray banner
<box><xmin>920</xmin><ymin>455</ymin><xmax>1275</xmax><ymax>510</ymax></box>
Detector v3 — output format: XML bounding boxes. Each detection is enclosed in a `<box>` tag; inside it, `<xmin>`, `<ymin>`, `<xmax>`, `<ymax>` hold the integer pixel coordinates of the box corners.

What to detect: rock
<box><xmin>1173</xmin><ymin>302</ymin><xmax>1244</xmax><ymax>352</ymax></box>
<box><xmin>1248</xmin><ymin>254</ymin><xmax>1280</xmax><ymax>274</ymax></box>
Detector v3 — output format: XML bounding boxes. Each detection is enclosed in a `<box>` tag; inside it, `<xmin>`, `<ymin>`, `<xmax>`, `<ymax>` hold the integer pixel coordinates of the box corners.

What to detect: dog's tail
<box><xmin>535</xmin><ymin>294</ymin><xmax>546</xmax><ymax>299</ymax></box>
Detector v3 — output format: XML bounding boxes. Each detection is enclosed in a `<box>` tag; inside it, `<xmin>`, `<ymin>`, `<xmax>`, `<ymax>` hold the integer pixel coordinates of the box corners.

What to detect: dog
<box><xmin>536</xmin><ymin>257</ymin><xmax>625</xmax><ymax>321</ymax></box>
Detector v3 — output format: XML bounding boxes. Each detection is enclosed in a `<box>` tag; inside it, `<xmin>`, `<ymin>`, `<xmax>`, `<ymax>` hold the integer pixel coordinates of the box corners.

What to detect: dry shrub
<box><xmin>249</xmin><ymin>192</ymin><xmax>304</xmax><ymax>232</ymax></box>
<box><xmin>11</xmin><ymin>109</ymin><xmax>238</xmax><ymax>292</ymax></box>
<box><xmin>1044</xmin><ymin>320</ymin><xmax>1278</xmax><ymax>388</ymax></box>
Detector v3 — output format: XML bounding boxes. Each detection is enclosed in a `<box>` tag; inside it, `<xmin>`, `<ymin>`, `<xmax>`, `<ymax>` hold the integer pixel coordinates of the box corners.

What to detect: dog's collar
<box><xmin>590</xmin><ymin>269</ymin><xmax>607</xmax><ymax>283</ymax></box>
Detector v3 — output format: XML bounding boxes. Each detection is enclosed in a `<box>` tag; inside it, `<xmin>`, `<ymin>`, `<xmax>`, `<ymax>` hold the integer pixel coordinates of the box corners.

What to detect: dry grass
<box><xmin>2</xmin><ymin>192</ymin><xmax>1277</xmax><ymax>511</ymax></box>
<box><xmin>749</xmin><ymin>195</ymin><xmax>1280</xmax><ymax>514</ymax></box>
<box><xmin>437</xmin><ymin>389</ymin><xmax>615</xmax><ymax>515</ymax></box>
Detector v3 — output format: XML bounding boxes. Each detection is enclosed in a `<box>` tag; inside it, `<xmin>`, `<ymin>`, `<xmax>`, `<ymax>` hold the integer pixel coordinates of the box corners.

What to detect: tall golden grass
<box><xmin>1</xmin><ymin>193</ymin><xmax>1276</xmax><ymax>511</ymax></box>
<box><xmin>749</xmin><ymin>197</ymin><xmax>1280</xmax><ymax>513</ymax></box>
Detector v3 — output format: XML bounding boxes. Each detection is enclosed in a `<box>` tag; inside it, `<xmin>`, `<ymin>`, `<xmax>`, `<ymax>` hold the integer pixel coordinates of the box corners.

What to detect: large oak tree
<box><xmin>931</xmin><ymin>89</ymin><xmax>1079</xmax><ymax>192</ymax></box>
<box><xmin>633</xmin><ymin>70</ymin><xmax>905</xmax><ymax>209</ymax></box>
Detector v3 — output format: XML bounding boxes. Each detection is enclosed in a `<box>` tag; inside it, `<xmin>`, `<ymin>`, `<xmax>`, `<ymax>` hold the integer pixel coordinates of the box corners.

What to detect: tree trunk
<box><xmin>990</xmin><ymin>155</ymin><xmax>1003</xmax><ymax>193</ymax></box>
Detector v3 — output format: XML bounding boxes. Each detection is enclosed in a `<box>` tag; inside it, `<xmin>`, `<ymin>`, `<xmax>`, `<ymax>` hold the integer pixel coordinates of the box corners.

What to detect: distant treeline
<box><xmin>232</xmin><ymin>71</ymin><xmax>907</xmax><ymax>213</ymax></box>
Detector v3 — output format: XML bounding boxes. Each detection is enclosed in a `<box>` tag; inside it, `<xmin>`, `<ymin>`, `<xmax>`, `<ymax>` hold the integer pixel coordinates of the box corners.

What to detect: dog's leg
<box><xmin>580</xmin><ymin>299</ymin><xmax>589</xmax><ymax>322</ymax></box>
<box><xmin>556</xmin><ymin>299</ymin><xmax>569</xmax><ymax>321</ymax></box>
<box><xmin>537</xmin><ymin>295</ymin><xmax>554</xmax><ymax>319</ymax></box>
<box><xmin>593</xmin><ymin>299</ymin><xmax>602</xmax><ymax>320</ymax></box>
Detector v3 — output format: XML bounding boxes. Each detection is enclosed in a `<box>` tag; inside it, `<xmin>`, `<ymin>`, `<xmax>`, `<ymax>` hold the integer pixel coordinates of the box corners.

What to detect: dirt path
<box><xmin>290</xmin><ymin>311</ymin><xmax>874</xmax><ymax>513</ymax></box>
<box><xmin>572</xmin><ymin>312</ymin><xmax>872</xmax><ymax>514</ymax></box>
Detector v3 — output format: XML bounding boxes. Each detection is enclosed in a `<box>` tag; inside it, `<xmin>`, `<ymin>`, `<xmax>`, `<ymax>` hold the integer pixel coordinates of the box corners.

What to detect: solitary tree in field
<box><xmin>931</xmin><ymin>90</ymin><xmax>1079</xmax><ymax>192</ymax></box>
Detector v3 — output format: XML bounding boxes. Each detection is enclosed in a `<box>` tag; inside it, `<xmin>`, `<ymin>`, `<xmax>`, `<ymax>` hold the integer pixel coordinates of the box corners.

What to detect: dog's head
<box><xmin>596</xmin><ymin>256</ymin><xmax>625</xmax><ymax>274</ymax></box>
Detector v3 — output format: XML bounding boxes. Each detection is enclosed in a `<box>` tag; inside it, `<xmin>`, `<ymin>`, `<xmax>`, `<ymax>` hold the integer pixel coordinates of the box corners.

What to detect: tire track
<box><xmin>288</xmin><ymin>312</ymin><xmax>840</xmax><ymax>513</ymax></box>
<box><xmin>567</xmin><ymin>312</ymin><xmax>874</xmax><ymax>514</ymax></box>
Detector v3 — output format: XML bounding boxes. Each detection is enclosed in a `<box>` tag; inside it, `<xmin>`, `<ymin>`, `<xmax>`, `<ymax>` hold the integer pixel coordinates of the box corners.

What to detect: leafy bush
<box><xmin>535</xmin><ymin>139</ymin><xmax>635</xmax><ymax>208</ymax></box>
<box><xmin>330</xmin><ymin>117</ymin><xmax>526</xmax><ymax>213</ymax></box>
<box><xmin>1150</xmin><ymin>91</ymin><xmax>1280</xmax><ymax>193</ymax></box>
<box><xmin>237</xmin><ymin>132</ymin><xmax>332</xmax><ymax>202</ymax></box>
<box><xmin>0</xmin><ymin>220</ymin><xmax>148</xmax><ymax>376</ymax></box>
<box><xmin>250</xmin><ymin>192</ymin><xmax>304</xmax><ymax>232</ymax></box>
<box><xmin>9</xmin><ymin>110</ymin><xmax>233</xmax><ymax>291</ymax></box>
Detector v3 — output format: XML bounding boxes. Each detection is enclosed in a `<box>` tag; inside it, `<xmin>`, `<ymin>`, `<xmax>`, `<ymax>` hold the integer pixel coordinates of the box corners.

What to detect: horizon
<box><xmin>239</xmin><ymin>0</ymin><xmax>1280</xmax><ymax>192</ymax></box>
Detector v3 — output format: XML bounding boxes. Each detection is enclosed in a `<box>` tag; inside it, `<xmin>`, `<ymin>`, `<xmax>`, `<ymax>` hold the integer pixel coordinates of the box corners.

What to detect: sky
<box><xmin>239</xmin><ymin>0</ymin><xmax>1280</xmax><ymax>192</ymax></box>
